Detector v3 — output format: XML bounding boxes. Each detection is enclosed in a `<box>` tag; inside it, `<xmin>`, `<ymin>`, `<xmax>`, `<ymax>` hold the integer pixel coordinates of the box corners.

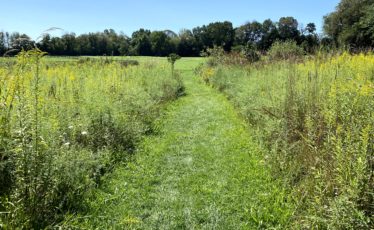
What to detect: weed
<box><xmin>0</xmin><ymin>50</ymin><xmax>184</xmax><ymax>228</ymax></box>
<box><xmin>203</xmin><ymin>52</ymin><xmax>374</xmax><ymax>228</ymax></box>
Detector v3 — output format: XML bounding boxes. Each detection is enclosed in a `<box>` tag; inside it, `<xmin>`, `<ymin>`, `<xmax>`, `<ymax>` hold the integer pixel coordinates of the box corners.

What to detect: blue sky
<box><xmin>0</xmin><ymin>0</ymin><xmax>340</xmax><ymax>39</ymax></box>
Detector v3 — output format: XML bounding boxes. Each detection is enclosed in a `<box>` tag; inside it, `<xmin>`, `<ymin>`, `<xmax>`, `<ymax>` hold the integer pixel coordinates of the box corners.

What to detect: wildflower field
<box><xmin>1</xmin><ymin>0</ymin><xmax>374</xmax><ymax>228</ymax></box>
<box><xmin>0</xmin><ymin>49</ymin><xmax>373</xmax><ymax>229</ymax></box>
<box><xmin>0</xmin><ymin>50</ymin><xmax>183</xmax><ymax>228</ymax></box>
<box><xmin>202</xmin><ymin>52</ymin><xmax>374</xmax><ymax>228</ymax></box>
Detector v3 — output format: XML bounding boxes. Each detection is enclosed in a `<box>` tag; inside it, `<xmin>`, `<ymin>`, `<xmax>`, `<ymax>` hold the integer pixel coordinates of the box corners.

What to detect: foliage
<box><xmin>167</xmin><ymin>53</ymin><xmax>181</xmax><ymax>75</ymax></box>
<box><xmin>278</xmin><ymin>17</ymin><xmax>300</xmax><ymax>41</ymax></box>
<box><xmin>177</xmin><ymin>29</ymin><xmax>200</xmax><ymax>57</ymax></box>
<box><xmin>324</xmin><ymin>0</ymin><xmax>374</xmax><ymax>49</ymax></box>
<box><xmin>267</xmin><ymin>40</ymin><xmax>305</xmax><ymax>61</ymax></box>
<box><xmin>242</xmin><ymin>43</ymin><xmax>260</xmax><ymax>63</ymax></box>
<box><xmin>202</xmin><ymin>52</ymin><xmax>374</xmax><ymax>228</ymax></box>
<box><xmin>234</xmin><ymin>17</ymin><xmax>318</xmax><ymax>52</ymax></box>
<box><xmin>200</xmin><ymin>45</ymin><xmax>254</xmax><ymax>68</ymax></box>
<box><xmin>203</xmin><ymin>21</ymin><xmax>235</xmax><ymax>51</ymax></box>
<box><xmin>201</xmin><ymin>46</ymin><xmax>226</xmax><ymax>67</ymax></box>
<box><xmin>150</xmin><ymin>31</ymin><xmax>175</xmax><ymax>56</ymax></box>
<box><xmin>4</xmin><ymin>0</ymin><xmax>374</xmax><ymax>57</ymax></box>
<box><xmin>0</xmin><ymin>50</ymin><xmax>184</xmax><ymax>228</ymax></box>
<box><xmin>192</xmin><ymin>22</ymin><xmax>235</xmax><ymax>53</ymax></box>
<box><xmin>1</xmin><ymin>16</ymin><xmax>323</xmax><ymax>57</ymax></box>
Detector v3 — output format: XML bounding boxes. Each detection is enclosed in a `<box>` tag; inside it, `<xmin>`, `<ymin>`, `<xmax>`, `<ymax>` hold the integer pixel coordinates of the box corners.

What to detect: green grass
<box><xmin>203</xmin><ymin>53</ymin><xmax>374</xmax><ymax>228</ymax></box>
<box><xmin>3</xmin><ymin>53</ymin><xmax>371</xmax><ymax>228</ymax></box>
<box><xmin>63</xmin><ymin>58</ymin><xmax>294</xmax><ymax>229</ymax></box>
<box><xmin>0</xmin><ymin>52</ymin><xmax>187</xmax><ymax>228</ymax></box>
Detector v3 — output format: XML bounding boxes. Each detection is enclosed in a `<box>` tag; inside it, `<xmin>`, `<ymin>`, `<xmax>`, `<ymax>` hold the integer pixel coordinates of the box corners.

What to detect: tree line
<box><xmin>1</xmin><ymin>0</ymin><xmax>373</xmax><ymax>57</ymax></box>
<box><xmin>0</xmin><ymin>18</ymin><xmax>318</xmax><ymax>57</ymax></box>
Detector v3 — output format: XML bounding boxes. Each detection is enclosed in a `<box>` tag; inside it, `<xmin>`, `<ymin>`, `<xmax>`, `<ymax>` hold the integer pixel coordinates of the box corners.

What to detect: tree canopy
<box><xmin>324</xmin><ymin>0</ymin><xmax>374</xmax><ymax>48</ymax></box>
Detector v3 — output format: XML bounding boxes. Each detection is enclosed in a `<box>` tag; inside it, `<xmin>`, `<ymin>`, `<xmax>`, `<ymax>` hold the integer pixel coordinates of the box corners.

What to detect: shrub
<box><xmin>118</xmin><ymin>60</ymin><xmax>139</xmax><ymax>67</ymax></box>
<box><xmin>201</xmin><ymin>45</ymin><xmax>255</xmax><ymax>67</ymax></box>
<box><xmin>201</xmin><ymin>46</ymin><xmax>226</xmax><ymax>67</ymax></box>
<box><xmin>242</xmin><ymin>43</ymin><xmax>260</xmax><ymax>63</ymax></box>
<box><xmin>268</xmin><ymin>40</ymin><xmax>305</xmax><ymax>61</ymax></box>
<box><xmin>167</xmin><ymin>53</ymin><xmax>181</xmax><ymax>75</ymax></box>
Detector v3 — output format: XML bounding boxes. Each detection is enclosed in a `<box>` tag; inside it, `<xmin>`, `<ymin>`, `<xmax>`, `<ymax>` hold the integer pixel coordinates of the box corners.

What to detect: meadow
<box><xmin>0</xmin><ymin>51</ymin><xmax>184</xmax><ymax>228</ymax></box>
<box><xmin>201</xmin><ymin>50</ymin><xmax>374</xmax><ymax>228</ymax></box>
<box><xmin>0</xmin><ymin>48</ymin><xmax>373</xmax><ymax>229</ymax></box>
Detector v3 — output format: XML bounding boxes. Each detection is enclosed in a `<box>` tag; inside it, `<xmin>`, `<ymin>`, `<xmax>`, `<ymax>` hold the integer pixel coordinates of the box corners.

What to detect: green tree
<box><xmin>256</xmin><ymin>19</ymin><xmax>279</xmax><ymax>50</ymax></box>
<box><xmin>177</xmin><ymin>29</ymin><xmax>199</xmax><ymax>56</ymax></box>
<box><xmin>305</xmin><ymin>23</ymin><xmax>317</xmax><ymax>34</ymax></box>
<box><xmin>167</xmin><ymin>53</ymin><xmax>181</xmax><ymax>75</ymax></box>
<box><xmin>10</xmin><ymin>32</ymin><xmax>35</xmax><ymax>52</ymax></box>
<box><xmin>118</xmin><ymin>33</ymin><xmax>130</xmax><ymax>56</ymax></box>
<box><xmin>206</xmin><ymin>21</ymin><xmax>235</xmax><ymax>51</ymax></box>
<box><xmin>61</xmin><ymin>33</ymin><xmax>78</xmax><ymax>55</ymax></box>
<box><xmin>130</xmin><ymin>29</ymin><xmax>152</xmax><ymax>56</ymax></box>
<box><xmin>300</xmin><ymin>23</ymin><xmax>319</xmax><ymax>53</ymax></box>
<box><xmin>192</xmin><ymin>25</ymin><xmax>210</xmax><ymax>52</ymax></box>
<box><xmin>324</xmin><ymin>0</ymin><xmax>374</xmax><ymax>48</ymax></box>
<box><xmin>278</xmin><ymin>17</ymin><xmax>300</xmax><ymax>41</ymax></box>
<box><xmin>192</xmin><ymin>21</ymin><xmax>235</xmax><ymax>52</ymax></box>
<box><xmin>76</xmin><ymin>34</ymin><xmax>91</xmax><ymax>55</ymax></box>
<box><xmin>150</xmin><ymin>31</ymin><xmax>175</xmax><ymax>56</ymax></box>
<box><xmin>0</xmin><ymin>32</ymin><xmax>6</xmax><ymax>55</ymax></box>
<box><xmin>235</xmin><ymin>21</ymin><xmax>263</xmax><ymax>46</ymax></box>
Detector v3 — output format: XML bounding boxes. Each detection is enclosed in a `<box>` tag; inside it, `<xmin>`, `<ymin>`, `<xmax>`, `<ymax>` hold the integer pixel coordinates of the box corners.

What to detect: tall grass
<box><xmin>202</xmin><ymin>52</ymin><xmax>374</xmax><ymax>228</ymax></box>
<box><xmin>0</xmin><ymin>49</ymin><xmax>183</xmax><ymax>228</ymax></box>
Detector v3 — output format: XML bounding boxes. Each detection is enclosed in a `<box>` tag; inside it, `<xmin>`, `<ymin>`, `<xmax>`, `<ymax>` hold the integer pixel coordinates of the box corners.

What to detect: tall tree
<box><xmin>61</xmin><ymin>33</ymin><xmax>78</xmax><ymax>55</ymax></box>
<box><xmin>0</xmin><ymin>32</ymin><xmax>6</xmax><ymax>55</ymax></box>
<box><xmin>10</xmin><ymin>33</ymin><xmax>34</xmax><ymax>51</ymax></box>
<box><xmin>300</xmin><ymin>23</ymin><xmax>319</xmax><ymax>53</ymax></box>
<box><xmin>206</xmin><ymin>21</ymin><xmax>235</xmax><ymax>51</ymax></box>
<box><xmin>324</xmin><ymin>0</ymin><xmax>374</xmax><ymax>48</ymax></box>
<box><xmin>235</xmin><ymin>21</ymin><xmax>263</xmax><ymax>46</ymax></box>
<box><xmin>130</xmin><ymin>29</ymin><xmax>152</xmax><ymax>56</ymax></box>
<box><xmin>192</xmin><ymin>21</ymin><xmax>235</xmax><ymax>52</ymax></box>
<box><xmin>258</xmin><ymin>19</ymin><xmax>279</xmax><ymax>50</ymax></box>
<box><xmin>118</xmin><ymin>33</ymin><xmax>130</xmax><ymax>56</ymax></box>
<box><xmin>278</xmin><ymin>17</ymin><xmax>300</xmax><ymax>41</ymax></box>
<box><xmin>178</xmin><ymin>29</ymin><xmax>199</xmax><ymax>56</ymax></box>
<box><xmin>150</xmin><ymin>31</ymin><xmax>175</xmax><ymax>56</ymax></box>
<box><xmin>305</xmin><ymin>23</ymin><xmax>317</xmax><ymax>34</ymax></box>
<box><xmin>192</xmin><ymin>25</ymin><xmax>209</xmax><ymax>52</ymax></box>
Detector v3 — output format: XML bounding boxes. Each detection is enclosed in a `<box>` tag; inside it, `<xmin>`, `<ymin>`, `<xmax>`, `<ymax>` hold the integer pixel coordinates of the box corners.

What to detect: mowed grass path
<box><xmin>69</xmin><ymin>59</ymin><xmax>293</xmax><ymax>229</ymax></box>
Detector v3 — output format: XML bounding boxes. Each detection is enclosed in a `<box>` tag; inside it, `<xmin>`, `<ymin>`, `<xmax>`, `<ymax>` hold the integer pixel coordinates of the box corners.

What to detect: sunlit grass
<box><xmin>205</xmin><ymin>52</ymin><xmax>374</xmax><ymax>228</ymax></box>
<box><xmin>0</xmin><ymin>50</ymin><xmax>185</xmax><ymax>228</ymax></box>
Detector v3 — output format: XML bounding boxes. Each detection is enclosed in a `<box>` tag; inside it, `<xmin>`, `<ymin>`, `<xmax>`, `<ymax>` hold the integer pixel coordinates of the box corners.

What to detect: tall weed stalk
<box><xmin>204</xmin><ymin>52</ymin><xmax>374</xmax><ymax>228</ymax></box>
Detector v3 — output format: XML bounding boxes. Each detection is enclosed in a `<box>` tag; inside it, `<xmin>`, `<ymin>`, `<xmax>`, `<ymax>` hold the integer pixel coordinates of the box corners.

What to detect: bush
<box><xmin>118</xmin><ymin>60</ymin><xmax>139</xmax><ymax>67</ymax></box>
<box><xmin>201</xmin><ymin>45</ymin><xmax>256</xmax><ymax>67</ymax></box>
<box><xmin>268</xmin><ymin>40</ymin><xmax>305</xmax><ymax>61</ymax></box>
<box><xmin>201</xmin><ymin>46</ymin><xmax>226</xmax><ymax>67</ymax></box>
<box><xmin>242</xmin><ymin>43</ymin><xmax>260</xmax><ymax>63</ymax></box>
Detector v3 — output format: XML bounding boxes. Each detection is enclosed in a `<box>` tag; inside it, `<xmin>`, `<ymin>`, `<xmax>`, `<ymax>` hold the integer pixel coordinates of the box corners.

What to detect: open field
<box><xmin>2</xmin><ymin>0</ymin><xmax>374</xmax><ymax>228</ymax></box>
<box><xmin>0</xmin><ymin>51</ymin><xmax>373</xmax><ymax>229</ymax></box>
